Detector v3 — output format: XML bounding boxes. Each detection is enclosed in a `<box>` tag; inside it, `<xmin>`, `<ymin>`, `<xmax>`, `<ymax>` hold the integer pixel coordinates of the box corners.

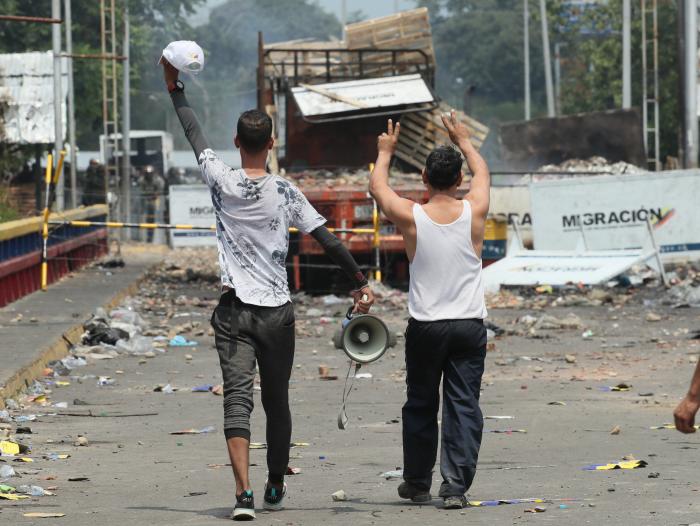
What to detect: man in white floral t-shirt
<box><xmin>163</xmin><ymin>60</ymin><xmax>374</xmax><ymax>520</ymax></box>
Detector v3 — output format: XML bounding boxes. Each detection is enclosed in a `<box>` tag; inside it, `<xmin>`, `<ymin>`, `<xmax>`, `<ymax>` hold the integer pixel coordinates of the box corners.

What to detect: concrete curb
<box><xmin>0</xmin><ymin>263</ymin><xmax>158</xmax><ymax>408</ymax></box>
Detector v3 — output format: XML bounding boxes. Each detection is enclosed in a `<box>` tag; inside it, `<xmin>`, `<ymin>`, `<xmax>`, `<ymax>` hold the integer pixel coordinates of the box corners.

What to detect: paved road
<box><xmin>2</xmin><ymin>273</ymin><xmax>699</xmax><ymax>525</ymax></box>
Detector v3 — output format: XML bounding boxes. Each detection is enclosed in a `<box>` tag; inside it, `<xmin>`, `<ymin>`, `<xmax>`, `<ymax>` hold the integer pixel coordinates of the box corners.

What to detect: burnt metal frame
<box><xmin>264</xmin><ymin>48</ymin><xmax>437</xmax><ymax>123</ymax></box>
<box><xmin>263</xmin><ymin>48</ymin><xmax>435</xmax><ymax>86</ymax></box>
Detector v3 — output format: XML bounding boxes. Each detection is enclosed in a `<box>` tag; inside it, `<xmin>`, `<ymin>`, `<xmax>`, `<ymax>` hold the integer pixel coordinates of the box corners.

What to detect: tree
<box><xmin>0</xmin><ymin>0</ymin><xmax>204</xmax><ymax>148</ymax></box>
<box><xmin>422</xmin><ymin>0</ymin><xmax>680</xmax><ymax>164</ymax></box>
<box><xmin>419</xmin><ymin>0</ymin><xmax>547</xmax><ymax>124</ymax></box>
<box><xmin>552</xmin><ymin>0</ymin><xmax>679</xmax><ymax>163</ymax></box>
<box><xmin>186</xmin><ymin>0</ymin><xmax>342</xmax><ymax>148</ymax></box>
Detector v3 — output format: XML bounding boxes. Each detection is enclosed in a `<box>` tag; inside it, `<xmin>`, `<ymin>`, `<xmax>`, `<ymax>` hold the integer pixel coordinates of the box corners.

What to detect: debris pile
<box><xmin>537</xmin><ymin>156</ymin><xmax>646</xmax><ymax>176</ymax></box>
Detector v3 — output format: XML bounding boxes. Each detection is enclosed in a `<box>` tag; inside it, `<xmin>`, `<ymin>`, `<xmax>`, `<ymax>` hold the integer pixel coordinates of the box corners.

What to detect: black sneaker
<box><xmin>443</xmin><ymin>495</ymin><xmax>468</xmax><ymax>509</ymax></box>
<box><xmin>398</xmin><ymin>481</ymin><xmax>431</xmax><ymax>503</ymax></box>
<box><xmin>263</xmin><ymin>481</ymin><xmax>287</xmax><ymax>511</ymax></box>
<box><xmin>232</xmin><ymin>490</ymin><xmax>255</xmax><ymax>521</ymax></box>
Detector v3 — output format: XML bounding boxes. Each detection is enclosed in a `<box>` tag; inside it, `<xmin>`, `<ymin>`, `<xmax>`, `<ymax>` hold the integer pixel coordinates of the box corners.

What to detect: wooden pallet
<box><xmin>394</xmin><ymin>103</ymin><xmax>490</xmax><ymax>171</ymax></box>
<box><xmin>345</xmin><ymin>7</ymin><xmax>435</xmax><ymax>73</ymax></box>
<box><xmin>345</xmin><ymin>8</ymin><xmax>435</xmax><ymax>66</ymax></box>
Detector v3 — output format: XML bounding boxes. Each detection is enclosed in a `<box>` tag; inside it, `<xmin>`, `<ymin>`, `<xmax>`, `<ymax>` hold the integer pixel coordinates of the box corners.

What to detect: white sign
<box><xmin>490</xmin><ymin>185</ymin><xmax>532</xmax><ymax>244</ymax></box>
<box><xmin>482</xmin><ymin>248</ymin><xmax>655</xmax><ymax>290</ymax></box>
<box><xmin>168</xmin><ymin>184</ymin><xmax>216</xmax><ymax>247</ymax></box>
<box><xmin>0</xmin><ymin>52</ymin><xmax>68</xmax><ymax>144</ymax></box>
<box><xmin>291</xmin><ymin>74</ymin><xmax>434</xmax><ymax>116</ymax></box>
<box><xmin>530</xmin><ymin>170</ymin><xmax>700</xmax><ymax>261</ymax></box>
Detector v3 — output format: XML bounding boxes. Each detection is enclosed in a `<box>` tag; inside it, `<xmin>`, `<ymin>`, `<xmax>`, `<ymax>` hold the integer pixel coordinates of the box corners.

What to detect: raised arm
<box><xmin>441</xmin><ymin>110</ymin><xmax>490</xmax><ymax>219</ymax></box>
<box><xmin>161</xmin><ymin>60</ymin><xmax>211</xmax><ymax>158</ymax></box>
<box><xmin>368</xmin><ymin>119</ymin><xmax>414</xmax><ymax>227</ymax></box>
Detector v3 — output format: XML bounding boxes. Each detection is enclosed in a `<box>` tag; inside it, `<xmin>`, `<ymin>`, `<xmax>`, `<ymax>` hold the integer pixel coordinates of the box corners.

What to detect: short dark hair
<box><xmin>236</xmin><ymin>110</ymin><xmax>272</xmax><ymax>153</ymax></box>
<box><xmin>425</xmin><ymin>145</ymin><xmax>463</xmax><ymax>190</ymax></box>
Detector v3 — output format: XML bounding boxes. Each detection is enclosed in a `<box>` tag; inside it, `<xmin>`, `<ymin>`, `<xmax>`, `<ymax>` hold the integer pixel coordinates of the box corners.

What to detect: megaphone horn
<box><xmin>334</xmin><ymin>306</ymin><xmax>390</xmax><ymax>364</ymax></box>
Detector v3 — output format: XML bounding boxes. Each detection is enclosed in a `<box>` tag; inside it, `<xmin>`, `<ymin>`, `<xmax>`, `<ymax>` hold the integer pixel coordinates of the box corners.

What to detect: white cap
<box><xmin>160</xmin><ymin>40</ymin><xmax>205</xmax><ymax>75</ymax></box>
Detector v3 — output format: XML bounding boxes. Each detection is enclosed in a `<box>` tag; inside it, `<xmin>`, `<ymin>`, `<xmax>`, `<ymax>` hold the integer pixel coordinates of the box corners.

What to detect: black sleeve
<box><xmin>170</xmin><ymin>87</ymin><xmax>210</xmax><ymax>158</ymax></box>
<box><xmin>309</xmin><ymin>226</ymin><xmax>369</xmax><ymax>289</ymax></box>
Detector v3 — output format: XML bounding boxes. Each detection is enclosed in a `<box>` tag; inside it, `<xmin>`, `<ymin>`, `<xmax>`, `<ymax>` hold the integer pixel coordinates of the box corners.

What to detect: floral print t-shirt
<box><xmin>198</xmin><ymin>148</ymin><xmax>326</xmax><ymax>307</ymax></box>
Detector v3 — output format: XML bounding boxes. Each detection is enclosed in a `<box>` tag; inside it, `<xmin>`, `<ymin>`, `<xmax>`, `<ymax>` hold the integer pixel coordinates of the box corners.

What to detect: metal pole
<box><xmin>539</xmin><ymin>0</ymin><xmax>555</xmax><ymax>117</ymax></box>
<box><xmin>554</xmin><ymin>42</ymin><xmax>561</xmax><ymax>115</ymax></box>
<box><xmin>684</xmin><ymin>0</ymin><xmax>698</xmax><ymax>167</ymax></box>
<box><xmin>524</xmin><ymin>0</ymin><xmax>531</xmax><ymax>120</ymax></box>
<box><xmin>122</xmin><ymin>1</ymin><xmax>131</xmax><ymax>226</ymax></box>
<box><xmin>52</xmin><ymin>0</ymin><xmax>64</xmax><ymax>210</ymax></box>
<box><xmin>65</xmin><ymin>0</ymin><xmax>77</xmax><ymax>208</ymax></box>
<box><xmin>341</xmin><ymin>0</ymin><xmax>347</xmax><ymax>40</ymax></box>
<box><xmin>622</xmin><ymin>0</ymin><xmax>632</xmax><ymax>108</ymax></box>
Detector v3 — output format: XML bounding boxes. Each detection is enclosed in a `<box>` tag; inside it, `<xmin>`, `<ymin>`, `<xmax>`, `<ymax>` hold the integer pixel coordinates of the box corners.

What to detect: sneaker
<box><xmin>398</xmin><ymin>481</ymin><xmax>432</xmax><ymax>503</ymax></box>
<box><xmin>231</xmin><ymin>490</ymin><xmax>255</xmax><ymax>521</ymax></box>
<box><xmin>263</xmin><ymin>481</ymin><xmax>287</xmax><ymax>511</ymax></box>
<box><xmin>443</xmin><ymin>495</ymin><xmax>468</xmax><ymax>509</ymax></box>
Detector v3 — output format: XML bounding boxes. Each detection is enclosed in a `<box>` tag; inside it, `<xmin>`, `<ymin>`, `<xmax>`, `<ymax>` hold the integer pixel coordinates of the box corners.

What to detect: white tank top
<box><xmin>408</xmin><ymin>201</ymin><xmax>488</xmax><ymax>321</ymax></box>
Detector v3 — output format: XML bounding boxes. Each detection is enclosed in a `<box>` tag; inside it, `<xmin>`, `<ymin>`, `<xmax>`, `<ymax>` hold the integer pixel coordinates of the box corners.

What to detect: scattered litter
<box><xmin>18</xmin><ymin>484</ymin><xmax>48</xmax><ymax>496</ymax></box>
<box><xmin>191</xmin><ymin>384</ymin><xmax>214</xmax><ymax>392</ymax></box>
<box><xmin>354</xmin><ymin>373</ymin><xmax>373</xmax><ymax>379</ymax></box>
<box><xmin>170</xmin><ymin>426</ymin><xmax>215</xmax><ymax>435</ymax></box>
<box><xmin>645</xmin><ymin>312</ymin><xmax>662</xmax><ymax>322</ymax></box>
<box><xmin>582</xmin><ymin>459</ymin><xmax>647</xmax><ymax>470</ymax></box>
<box><xmin>600</xmin><ymin>383</ymin><xmax>631</xmax><ymax>392</ymax></box>
<box><xmin>468</xmin><ymin>498</ymin><xmax>546</xmax><ymax>507</ymax></box>
<box><xmin>211</xmin><ymin>385</ymin><xmax>223</xmax><ymax>396</ymax></box>
<box><xmin>286</xmin><ymin>466</ymin><xmax>301</xmax><ymax>475</ymax></box>
<box><xmin>74</xmin><ymin>436</ymin><xmax>89</xmax><ymax>447</ymax></box>
<box><xmin>331</xmin><ymin>489</ymin><xmax>347</xmax><ymax>501</ymax></box>
<box><xmin>97</xmin><ymin>376</ymin><xmax>115</xmax><ymax>387</ymax></box>
<box><xmin>0</xmin><ymin>465</ymin><xmax>16</xmax><ymax>478</ymax></box>
<box><xmin>581</xmin><ymin>329</ymin><xmax>594</xmax><ymax>339</ymax></box>
<box><xmin>564</xmin><ymin>354</ymin><xmax>577</xmax><ymax>364</ymax></box>
<box><xmin>0</xmin><ymin>440</ymin><xmax>22</xmax><ymax>456</ymax></box>
<box><xmin>650</xmin><ymin>423</ymin><xmax>700</xmax><ymax>430</ymax></box>
<box><xmin>68</xmin><ymin>477</ymin><xmax>89</xmax><ymax>481</ymax></box>
<box><xmin>184</xmin><ymin>491</ymin><xmax>207</xmax><ymax>497</ymax></box>
<box><xmin>169</xmin><ymin>335</ymin><xmax>198</xmax><ymax>347</ymax></box>
<box><xmin>43</xmin><ymin>453</ymin><xmax>70</xmax><ymax>460</ymax></box>
<box><xmin>525</xmin><ymin>506</ymin><xmax>547</xmax><ymax>513</ymax></box>
<box><xmin>548</xmin><ymin>401</ymin><xmax>566</xmax><ymax>406</ymax></box>
<box><xmin>485</xmin><ymin>429</ymin><xmax>527</xmax><ymax>434</ymax></box>
<box><xmin>0</xmin><ymin>493</ymin><xmax>29</xmax><ymax>500</ymax></box>
<box><xmin>381</xmin><ymin>469</ymin><xmax>403</xmax><ymax>480</ymax></box>
<box><xmin>484</xmin><ymin>416</ymin><xmax>514</xmax><ymax>420</ymax></box>
<box><xmin>154</xmin><ymin>384</ymin><xmax>176</xmax><ymax>394</ymax></box>
<box><xmin>648</xmin><ymin>472</ymin><xmax>660</xmax><ymax>478</ymax></box>
<box><xmin>23</xmin><ymin>512</ymin><xmax>66</xmax><ymax>518</ymax></box>
<box><xmin>610</xmin><ymin>426</ymin><xmax>621</xmax><ymax>435</ymax></box>
<box><xmin>318</xmin><ymin>365</ymin><xmax>338</xmax><ymax>381</ymax></box>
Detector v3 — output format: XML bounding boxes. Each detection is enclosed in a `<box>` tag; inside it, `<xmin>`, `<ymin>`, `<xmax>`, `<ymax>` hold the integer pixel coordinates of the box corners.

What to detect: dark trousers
<box><xmin>211</xmin><ymin>290</ymin><xmax>295</xmax><ymax>481</ymax></box>
<box><xmin>402</xmin><ymin>318</ymin><xmax>487</xmax><ymax>497</ymax></box>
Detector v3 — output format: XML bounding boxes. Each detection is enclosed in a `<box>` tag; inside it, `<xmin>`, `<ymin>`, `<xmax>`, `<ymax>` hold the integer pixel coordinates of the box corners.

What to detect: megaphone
<box><xmin>333</xmin><ymin>307</ymin><xmax>390</xmax><ymax>364</ymax></box>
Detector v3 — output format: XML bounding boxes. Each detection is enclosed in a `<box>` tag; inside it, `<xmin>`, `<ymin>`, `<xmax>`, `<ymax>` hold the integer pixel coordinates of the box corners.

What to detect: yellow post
<box><xmin>40</xmin><ymin>154</ymin><xmax>54</xmax><ymax>291</ymax></box>
<box><xmin>53</xmin><ymin>150</ymin><xmax>66</xmax><ymax>185</ymax></box>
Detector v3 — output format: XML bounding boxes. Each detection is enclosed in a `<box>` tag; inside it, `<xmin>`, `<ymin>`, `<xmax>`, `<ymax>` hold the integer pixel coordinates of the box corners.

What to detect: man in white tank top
<box><xmin>369</xmin><ymin>111</ymin><xmax>490</xmax><ymax>510</ymax></box>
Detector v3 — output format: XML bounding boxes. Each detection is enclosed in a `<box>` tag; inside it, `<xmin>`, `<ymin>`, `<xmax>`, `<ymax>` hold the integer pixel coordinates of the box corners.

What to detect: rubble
<box><xmin>536</xmin><ymin>156</ymin><xmax>645</xmax><ymax>176</ymax></box>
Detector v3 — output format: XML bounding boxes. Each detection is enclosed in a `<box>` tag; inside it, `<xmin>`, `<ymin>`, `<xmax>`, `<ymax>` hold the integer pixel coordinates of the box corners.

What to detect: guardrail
<box><xmin>0</xmin><ymin>204</ymin><xmax>109</xmax><ymax>307</ymax></box>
